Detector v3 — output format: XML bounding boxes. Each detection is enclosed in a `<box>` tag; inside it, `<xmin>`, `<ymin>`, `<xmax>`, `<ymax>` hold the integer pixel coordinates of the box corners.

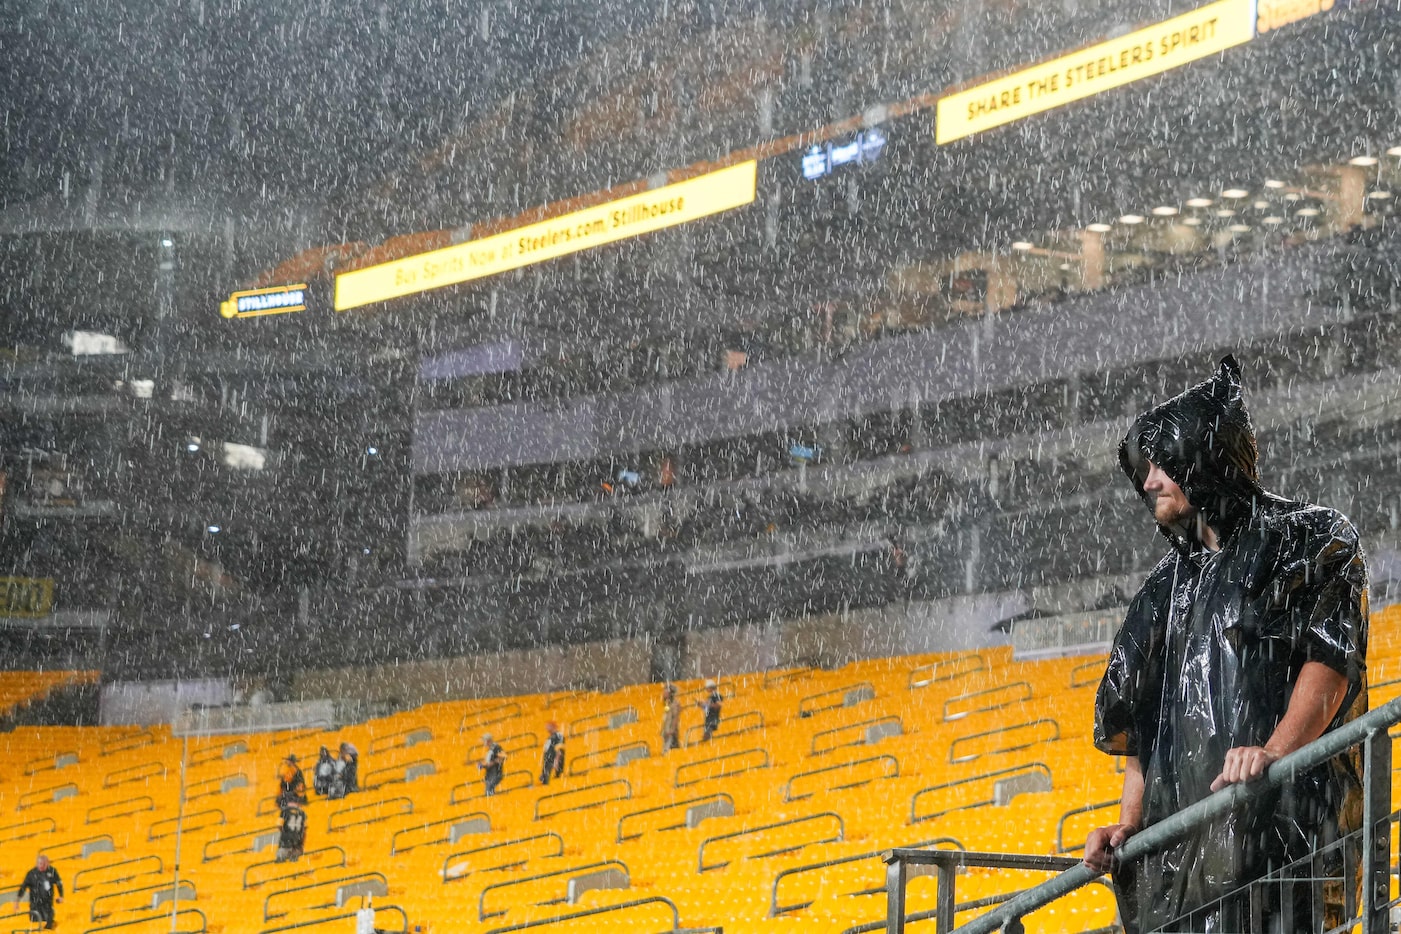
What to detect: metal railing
<box><xmin>683</xmin><ymin>709</ymin><xmax>764</xmax><ymax>745</ymax></box>
<box><xmin>367</xmin><ymin>724</ymin><xmax>432</xmax><ymax>755</ymax></box>
<box><xmin>85</xmin><ymin>795</ymin><xmax>155</xmax><ymax>824</ymax></box>
<box><xmin>102</xmin><ymin>760</ymin><xmax>165</xmax><ymax>788</ymax></box>
<box><xmin>534</xmin><ymin>778</ymin><xmax>632</xmax><ymax>820</ymax></box>
<box><xmin>83</xmin><ymin>907</ymin><xmax>207</xmax><ymax>934</ymax></box>
<box><xmin>943</xmin><ymin>682</ymin><xmax>1032</xmax><ymax>721</ymax></box>
<box><xmin>458</xmin><ymin>701</ymin><xmax>523</xmax><ymax>733</ymax></box>
<box><xmin>0</xmin><ymin>817</ymin><xmax>55</xmax><ymax>844</ymax></box>
<box><xmin>478</xmin><ymin>859</ymin><xmax>628</xmax><ymax>920</ymax></box>
<box><xmin>799</xmin><ymin>681</ymin><xmax>876</xmax><ymax>717</ymax></box>
<box><xmin>884</xmin><ymin>694</ymin><xmax>1401</xmax><ymax>934</ymax></box>
<box><xmin>567</xmin><ymin>705</ymin><xmax>638</xmax><ymax>737</ymax></box>
<box><xmin>616</xmin><ymin>793</ymin><xmax>735</xmax><ymax>842</ymax></box>
<box><xmin>675</xmin><ymin>747</ymin><xmax>769</xmax><ymax>788</ymax></box>
<box><xmin>909</xmin><ymin>653</ymin><xmax>986</xmax><ymax>688</ymax></box>
<box><xmin>257</xmin><ymin>905</ymin><xmax>408</xmax><ymax>934</ymax></box>
<box><xmin>772</xmin><ymin>838</ymin><xmax>963</xmax><ymax>915</ymax></box>
<box><xmin>73</xmin><ymin>855</ymin><xmax>162</xmax><ymax>892</ymax></box>
<box><xmin>567</xmin><ymin>739</ymin><xmax>651</xmax><ymax>776</ymax></box>
<box><xmin>878</xmin><ymin>851</ymin><xmax>1086</xmax><ymax>934</ymax></box>
<box><xmin>784</xmin><ymin>754</ymin><xmax>900</xmax><ymax>802</ymax></box>
<box><xmin>243</xmin><ymin>846</ymin><xmax>346</xmax><ymax>889</ymax></box>
<box><xmin>326</xmin><ymin>795</ymin><xmax>413</xmax><ymax>832</ymax></box>
<box><xmin>909</xmin><ymin>763</ymin><xmax>1053</xmax><ymax>825</ymax></box>
<box><xmin>442</xmin><ymin>832</ymin><xmax>564</xmax><ymax>881</ymax></box>
<box><xmin>450</xmin><ymin>769</ymin><xmax>534</xmax><ymax>803</ymax></box>
<box><xmin>947</xmin><ymin>718</ymin><xmax>1058</xmax><ymax>764</ymax></box>
<box><xmin>482</xmin><ymin>896</ymin><xmax>687</xmax><ymax>934</ymax></box>
<box><xmin>698</xmin><ymin>811</ymin><xmax>844</xmax><ymax>872</ymax></box>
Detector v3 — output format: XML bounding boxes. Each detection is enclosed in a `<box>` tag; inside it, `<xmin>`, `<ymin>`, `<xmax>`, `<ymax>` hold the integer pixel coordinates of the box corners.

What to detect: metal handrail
<box><xmin>258</xmin><ymin>905</ymin><xmax>408</xmax><ymax>934</ymax></box>
<box><xmin>1069</xmin><ymin>658</ymin><xmax>1104</xmax><ymax>689</ymax></box>
<box><xmin>189</xmin><ymin>740</ymin><xmax>248</xmax><ymax>766</ymax></box>
<box><xmin>1053</xmin><ymin>799</ymin><xmax>1118</xmax><ymax>853</ymax></box>
<box><xmin>677</xmin><ymin>681</ymin><xmax>736</xmax><ymax>706</ymax></box>
<box><xmin>49</xmin><ymin>833</ymin><xmax>114</xmax><ymax>862</ymax></box>
<box><xmin>909</xmin><ymin>653</ymin><xmax>986</xmax><ymax>688</ymax></box>
<box><xmin>947</xmin><ymin>718</ymin><xmax>1059</xmax><ymax>763</ymax></box>
<box><xmin>771</xmin><ymin>838</ymin><xmax>963</xmax><ymax>915</ymax></box>
<box><xmin>441</xmin><ymin>832</ymin><xmax>564</xmax><ymax>882</ymax></box>
<box><xmin>799</xmin><ymin>681</ymin><xmax>876</xmax><ymax>717</ymax></box>
<box><xmin>683</xmin><ymin>709</ymin><xmax>763</xmax><ymax>746</ymax></box>
<box><xmin>482</xmin><ymin>896</ymin><xmax>679</xmax><ymax>934</ymax></box>
<box><xmin>85</xmin><ymin>795</ymin><xmax>155</xmax><ymax>824</ymax></box>
<box><xmin>567</xmin><ymin>739</ymin><xmax>651</xmax><ymax>776</ymax></box>
<box><xmin>459</xmin><ymin>701</ymin><xmax>523</xmax><ymax>733</ymax></box>
<box><xmin>466</xmin><ymin>731</ymin><xmax>539</xmax><ymax>758</ymax></box>
<box><xmin>0</xmin><ymin>817</ymin><xmax>55</xmax><ymax>843</ymax></box>
<box><xmin>99</xmin><ymin>730</ymin><xmax>156</xmax><ymax>756</ymax></box>
<box><xmin>675</xmin><ymin>747</ymin><xmax>769</xmax><ymax>788</ymax></box>
<box><xmin>932</xmin><ymin>694</ymin><xmax>1401</xmax><ymax>934</ymax></box>
<box><xmin>83</xmin><ymin>907</ymin><xmax>207</xmax><ymax>934</ymax></box>
<box><xmin>149</xmin><ymin>807</ymin><xmax>224</xmax><ymax>841</ymax></box>
<box><xmin>785</xmin><ymin>754</ymin><xmax>900</xmax><ymax>802</ymax></box>
<box><xmin>943</xmin><ymin>682</ymin><xmax>1032</xmax><ymax>721</ymax></box>
<box><xmin>479</xmin><ymin>859</ymin><xmax>628</xmax><ymax>920</ymax></box>
<box><xmin>186</xmin><ymin>771</ymin><xmax>248</xmax><ymax>800</ymax></box>
<box><xmin>698</xmin><ymin>811</ymin><xmax>845</xmax><ymax>872</ymax></box>
<box><xmin>363</xmin><ymin>756</ymin><xmax>435</xmax><ymax>789</ymax></box>
<box><xmin>90</xmin><ymin>880</ymin><xmax>197</xmax><ymax>921</ymax></box>
<box><xmin>811</xmin><ymin>715</ymin><xmax>903</xmax><ymax>756</ymax></box>
<box><xmin>103</xmin><ymin>760</ymin><xmax>165</xmax><ymax>788</ymax></box>
<box><xmin>263</xmin><ymin>871</ymin><xmax>388</xmax><ymax>921</ymax></box>
<box><xmin>763</xmin><ymin>666</ymin><xmax>819</xmax><ymax>688</ymax></box>
<box><xmin>23</xmin><ymin>749</ymin><xmax>77</xmax><ymax>775</ymax></box>
<box><xmin>389</xmin><ymin>812</ymin><xmax>491</xmax><ymax>855</ymax></box>
<box><xmin>616</xmin><ymin>793</ymin><xmax>735</xmax><ymax>842</ymax></box>
<box><xmin>268</xmin><ymin>727</ymin><xmax>326</xmax><ymax>747</ymax></box>
<box><xmin>544</xmin><ymin>689</ymin><xmax>591</xmax><ymax>709</ymax></box>
<box><xmin>202</xmin><ymin>825</ymin><xmax>280</xmax><ymax>862</ymax></box>
<box><xmin>16</xmin><ymin>781</ymin><xmax>78</xmax><ymax>809</ymax></box>
<box><xmin>567</xmin><ymin>705</ymin><xmax>637</xmax><ymax>738</ymax></box>
<box><xmin>368</xmin><ymin>724</ymin><xmax>432</xmax><ymax>755</ymax></box>
<box><xmin>243</xmin><ymin>846</ymin><xmax>346</xmax><ymax>889</ymax></box>
<box><xmin>534</xmin><ymin>778</ymin><xmax>632</xmax><ymax>820</ymax></box>
<box><xmin>326</xmin><ymin>795</ymin><xmax>413</xmax><ymax>832</ymax></box>
<box><xmin>910</xmin><ymin>763</ymin><xmax>1053</xmax><ymax>824</ymax></box>
<box><xmin>73</xmin><ymin>854</ymin><xmax>163</xmax><ymax>892</ymax></box>
<box><xmin>450</xmin><ymin>769</ymin><xmax>534</xmax><ymax>804</ymax></box>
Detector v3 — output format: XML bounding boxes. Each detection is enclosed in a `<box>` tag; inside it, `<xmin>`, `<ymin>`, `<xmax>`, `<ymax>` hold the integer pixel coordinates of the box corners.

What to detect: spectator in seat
<box><xmin>313</xmin><ymin>746</ymin><xmax>335</xmax><ymax>797</ymax></box>
<box><xmin>277</xmin><ymin>754</ymin><xmax>307</xmax><ymax>807</ymax></box>
<box><xmin>539</xmin><ymin>722</ymin><xmax>565</xmax><ymax>785</ymax></box>
<box><xmin>1085</xmin><ymin>356</ymin><xmax>1369</xmax><ymax>933</ymax></box>
<box><xmin>276</xmin><ymin>799</ymin><xmax>307</xmax><ymax>862</ymax></box>
<box><xmin>697</xmin><ymin>679</ymin><xmax>723</xmax><ymax>742</ymax></box>
<box><xmin>479</xmin><ymin>734</ymin><xmax>506</xmax><ymax>796</ymax></box>
<box><xmin>661</xmin><ymin>683</ymin><xmax>682</xmax><ymax>752</ymax></box>
<box><xmin>337</xmin><ymin>742</ymin><xmax>360</xmax><ymax>795</ymax></box>
<box><xmin>16</xmin><ymin>854</ymin><xmax>62</xmax><ymax>930</ymax></box>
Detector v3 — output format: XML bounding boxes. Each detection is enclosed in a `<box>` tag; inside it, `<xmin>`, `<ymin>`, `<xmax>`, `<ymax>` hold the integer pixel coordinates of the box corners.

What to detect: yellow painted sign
<box><xmin>935</xmin><ymin>0</ymin><xmax>1256</xmax><ymax>144</ymax></box>
<box><xmin>220</xmin><ymin>284</ymin><xmax>308</xmax><ymax>319</ymax></box>
<box><xmin>0</xmin><ymin>577</ymin><xmax>54</xmax><ymax>617</ymax></box>
<box><xmin>1256</xmin><ymin>0</ymin><xmax>1334</xmax><ymax>33</ymax></box>
<box><xmin>334</xmin><ymin>161</ymin><xmax>759</xmax><ymax>311</ymax></box>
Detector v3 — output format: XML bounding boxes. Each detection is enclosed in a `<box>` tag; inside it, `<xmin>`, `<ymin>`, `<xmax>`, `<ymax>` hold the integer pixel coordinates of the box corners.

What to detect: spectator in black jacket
<box><xmin>479</xmin><ymin>734</ymin><xmax>506</xmax><ymax>795</ymax></box>
<box><xmin>698</xmin><ymin>679</ymin><xmax>723</xmax><ymax>742</ymax></box>
<box><xmin>313</xmin><ymin>746</ymin><xmax>335</xmax><ymax>797</ymax></box>
<box><xmin>277</xmin><ymin>754</ymin><xmax>307</xmax><ymax>807</ymax></box>
<box><xmin>17</xmin><ymin>854</ymin><xmax>62</xmax><ymax>930</ymax></box>
<box><xmin>540</xmin><ymin>722</ymin><xmax>565</xmax><ymax>785</ymax></box>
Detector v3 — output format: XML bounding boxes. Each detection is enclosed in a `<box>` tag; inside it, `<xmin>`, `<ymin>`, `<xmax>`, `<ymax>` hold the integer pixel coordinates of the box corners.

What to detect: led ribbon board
<box><xmin>935</xmin><ymin>0</ymin><xmax>1256</xmax><ymax>144</ymax></box>
<box><xmin>221</xmin><ymin>284</ymin><xmax>308</xmax><ymax>319</ymax></box>
<box><xmin>0</xmin><ymin>577</ymin><xmax>54</xmax><ymax>617</ymax></box>
<box><xmin>335</xmin><ymin>160</ymin><xmax>759</xmax><ymax>311</ymax></box>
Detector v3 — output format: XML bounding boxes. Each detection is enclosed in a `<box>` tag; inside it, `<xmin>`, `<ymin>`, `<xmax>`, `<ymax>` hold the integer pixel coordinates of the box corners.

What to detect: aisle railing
<box><xmin>882</xmin><ymin>694</ymin><xmax>1401</xmax><ymax>934</ymax></box>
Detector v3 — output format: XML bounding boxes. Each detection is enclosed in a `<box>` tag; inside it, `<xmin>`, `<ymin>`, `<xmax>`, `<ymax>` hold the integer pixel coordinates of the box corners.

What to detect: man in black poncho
<box><xmin>1085</xmin><ymin>356</ymin><xmax>1368</xmax><ymax>933</ymax></box>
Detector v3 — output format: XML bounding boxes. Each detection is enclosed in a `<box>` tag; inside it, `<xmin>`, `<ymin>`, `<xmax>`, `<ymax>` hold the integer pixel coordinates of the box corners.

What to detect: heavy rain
<box><xmin>0</xmin><ymin>0</ymin><xmax>1398</xmax><ymax>931</ymax></box>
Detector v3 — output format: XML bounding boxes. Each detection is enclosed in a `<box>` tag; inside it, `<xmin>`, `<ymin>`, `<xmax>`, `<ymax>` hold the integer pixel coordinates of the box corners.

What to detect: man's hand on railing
<box><xmin>1209</xmin><ymin>745</ymin><xmax>1281</xmax><ymax>792</ymax></box>
<box><xmin>1083</xmin><ymin>823</ymin><xmax>1138</xmax><ymax>872</ymax></box>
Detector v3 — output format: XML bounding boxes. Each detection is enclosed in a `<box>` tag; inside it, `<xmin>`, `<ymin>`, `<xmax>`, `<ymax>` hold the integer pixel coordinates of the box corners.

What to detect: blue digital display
<box><xmin>801</xmin><ymin>128</ymin><xmax>888</xmax><ymax>180</ymax></box>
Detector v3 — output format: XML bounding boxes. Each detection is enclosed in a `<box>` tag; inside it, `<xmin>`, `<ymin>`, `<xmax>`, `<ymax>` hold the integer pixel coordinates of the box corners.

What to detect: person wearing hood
<box><xmin>313</xmin><ymin>746</ymin><xmax>335</xmax><ymax>797</ymax></box>
<box><xmin>1085</xmin><ymin>356</ymin><xmax>1368</xmax><ymax>933</ymax></box>
<box><xmin>539</xmin><ymin>722</ymin><xmax>565</xmax><ymax>785</ymax></box>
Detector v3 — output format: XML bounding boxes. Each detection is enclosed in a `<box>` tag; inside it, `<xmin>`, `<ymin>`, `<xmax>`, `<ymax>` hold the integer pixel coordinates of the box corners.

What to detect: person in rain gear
<box><xmin>313</xmin><ymin>746</ymin><xmax>335</xmax><ymax>797</ymax></box>
<box><xmin>661</xmin><ymin>683</ymin><xmax>682</xmax><ymax>751</ymax></box>
<box><xmin>337</xmin><ymin>741</ymin><xmax>360</xmax><ymax>795</ymax></box>
<box><xmin>16</xmin><ymin>854</ymin><xmax>62</xmax><ymax>930</ymax></box>
<box><xmin>277</xmin><ymin>753</ymin><xmax>307</xmax><ymax>807</ymax></box>
<box><xmin>539</xmin><ymin>722</ymin><xmax>565</xmax><ymax>785</ymax></box>
<box><xmin>276</xmin><ymin>798</ymin><xmax>307</xmax><ymax>862</ymax></box>
<box><xmin>1086</xmin><ymin>356</ymin><xmax>1368</xmax><ymax>934</ymax></box>
<box><xmin>479</xmin><ymin>734</ymin><xmax>506</xmax><ymax>795</ymax></box>
<box><xmin>697</xmin><ymin>679</ymin><xmax>723</xmax><ymax>742</ymax></box>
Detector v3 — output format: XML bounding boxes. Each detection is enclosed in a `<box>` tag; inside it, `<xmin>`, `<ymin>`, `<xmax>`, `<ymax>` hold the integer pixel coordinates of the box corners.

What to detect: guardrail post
<box><xmin>884</xmin><ymin>852</ymin><xmax>907</xmax><ymax>934</ymax></box>
<box><xmin>935</xmin><ymin>860</ymin><xmax>957</xmax><ymax>933</ymax></box>
<box><xmin>1361</xmin><ymin>726</ymin><xmax>1390</xmax><ymax>934</ymax></box>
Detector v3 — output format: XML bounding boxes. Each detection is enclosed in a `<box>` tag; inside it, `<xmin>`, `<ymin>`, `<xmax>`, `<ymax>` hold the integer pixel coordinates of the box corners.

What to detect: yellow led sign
<box><xmin>935</xmin><ymin>0</ymin><xmax>1256</xmax><ymax>144</ymax></box>
<box><xmin>0</xmin><ymin>577</ymin><xmax>54</xmax><ymax>618</ymax></box>
<box><xmin>334</xmin><ymin>160</ymin><xmax>759</xmax><ymax>311</ymax></box>
<box><xmin>1256</xmin><ymin>0</ymin><xmax>1334</xmax><ymax>33</ymax></box>
<box><xmin>220</xmin><ymin>284</ymin><xmax>308</xmax><ymax>319</ymax></box>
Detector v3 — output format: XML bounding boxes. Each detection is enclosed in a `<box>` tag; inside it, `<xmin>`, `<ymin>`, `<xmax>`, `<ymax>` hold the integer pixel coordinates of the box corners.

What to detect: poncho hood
<box><xmin>1119</xmin><ymin>355</ymin><xmax>1268</xmax><ymax>552</ymax></box>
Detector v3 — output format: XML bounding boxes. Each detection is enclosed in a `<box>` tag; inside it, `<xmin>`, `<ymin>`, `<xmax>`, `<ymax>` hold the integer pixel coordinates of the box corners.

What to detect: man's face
<box><xmin>35</xmin><ymin>857</ymin><xmax>47</xmax><ymax>871</ymax></box>
<box><xmin>1143</xmin><ymin>460</ymin><xmax>1194</xmax><ymax>526</ymax></box>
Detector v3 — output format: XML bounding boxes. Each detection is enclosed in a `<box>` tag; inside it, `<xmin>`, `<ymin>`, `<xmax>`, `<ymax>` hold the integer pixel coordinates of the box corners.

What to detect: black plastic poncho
<box><xmin>1094</xmin><ymin>356</ymin><xmax>1368</xmax><ymax>933</ymax></box>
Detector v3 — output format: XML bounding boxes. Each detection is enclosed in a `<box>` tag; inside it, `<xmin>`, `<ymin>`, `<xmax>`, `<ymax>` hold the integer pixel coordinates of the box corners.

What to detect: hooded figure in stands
<box><xmin>1086</xmin><ymin>356</ymin><xmax>1368</xmax><ymax>933</ymax></box>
